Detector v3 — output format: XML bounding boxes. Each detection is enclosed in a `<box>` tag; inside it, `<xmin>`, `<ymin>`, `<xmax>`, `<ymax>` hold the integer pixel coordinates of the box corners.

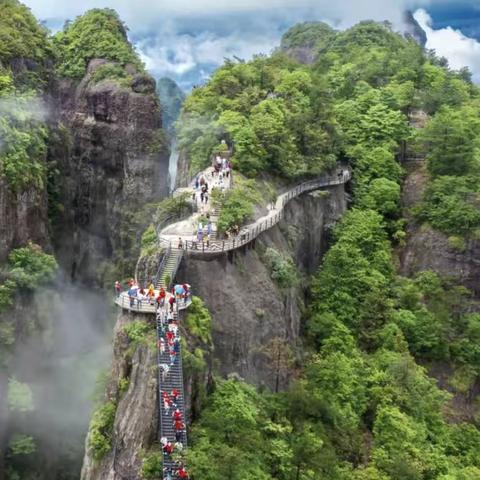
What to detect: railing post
<box><xmin>233</xmin><ymin>238</ymin><xmax>236</xmax><ymax>248</ymax></box>
<box><xmin>222</xmin><ymin>241</ymin><xmax>225</xmax><ymax>251</ymax></box>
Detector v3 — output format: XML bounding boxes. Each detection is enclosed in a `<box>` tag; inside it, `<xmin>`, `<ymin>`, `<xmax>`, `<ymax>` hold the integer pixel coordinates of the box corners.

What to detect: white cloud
<box><xmin>414</xmin><ymin>8</ymin><xmax>480</xmax><ymax>81</ymax></box>
<box><xmin>137</xmin><ymin>26</ymin><xmax>280</xmax><ymax>80</ymax></box>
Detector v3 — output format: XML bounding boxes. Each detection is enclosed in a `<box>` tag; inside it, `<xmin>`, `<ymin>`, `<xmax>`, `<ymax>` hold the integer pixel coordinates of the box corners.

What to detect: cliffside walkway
<box><xmin>158</xmin><ymin>167</ymin><xmax>351</xmax><ymax>255</ymax></box>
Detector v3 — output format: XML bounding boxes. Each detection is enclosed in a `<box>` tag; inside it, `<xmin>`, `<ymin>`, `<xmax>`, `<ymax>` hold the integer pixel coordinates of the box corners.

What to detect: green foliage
<box><xmin>0</xmin><ymin>0</ymin><xmax>54</xmax><ymax>88</ymax></box>
<box><xmin>185</xmin><ymin>296</ymin><xmax>212</xmax><ymax>344</ymax></box>
<box><xmin>140</xmin><ymin>450</ymin><xmax>163</xmax><ymax>479</ymax></box>
<box><xmin>416</xmin><ymin>176</ymin><xmax>480</xmax><ymax>236</ymax></box>
<box><xmin>154</xmin><ymin>192</ymin><xmax>191</xmax><ymax>228</ymax></box>
<box><xmin>122</xmin><ymin>320</ymin><xmax>151</xmax><ymax>347</ymax></box>
<box><xmin>117</xmin><ymin>377</ymin><xmax>130</xmax><ymax>396</ymax></box>
<box><xmin>421</xmin><ymin>105</ymin><xmax>480</xmax><ymax>177</ymax></box>
<box><xmin>178</xmin><ymin>54</ymin><xmax>340</xmax><ymax>179</ymax></box>
<box><xmin>7</xmin><ymin>242</ymin><xmax>58</xmax><ymax>288</ymax></box>
<box><xmin>53</xmin><ymin>8</ymin><xmax>143</xmax><ymax>79</ymax></box>
<box><xmin>263</xmin><ymin>247</ymin><xmax>298</xmax><ymax>289</ymax></box>
<box><xmin>8</xmin><ymin>435</ymin><xmax>36</xmax><ymax>456</ymax></box>
<box><xmin>87</xmin><ymin>400</ymin><xmax>116</xmax><ymax>461</ymax></box>
<box><xmin>7</xmin><ymin>378</ymin><xmax>34</xmax><ymax>413</ymax></box>
<box><xmin>183</xmin><ymin>17</ymin><xmax>480</xmax><ymax>480</ymax></box>
<box><xmin>0</xmin><ymin>85</ymin><xmax>49</xmax><ymax>192</ymax></box>
<box><xmin>141</xmin><ymin>224</ymin><xmax>157</xmax><ymax>255</ymax></box>
<box><xmin>281</xmin><ymin>21</ymin><xmax>336</xmax><ymax>51</ymax></box>
<box><xmin>216</xmin><ymin>177</ymin><xmax>261</xmax><ymax>232</ymax></box>
<box><xmin>91</xmin><ymin>63</ymin><xmax>128</xmax><ymax>83</ymax></box>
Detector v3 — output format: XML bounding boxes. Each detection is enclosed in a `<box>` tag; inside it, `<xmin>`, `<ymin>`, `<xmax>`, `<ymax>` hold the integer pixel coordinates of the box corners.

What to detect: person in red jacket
<box><xmin>171</xmin><ymin>388</ymin><xmax>179</xmax><ymax>403</ymax></box>
<box><xmin>177</xmin><ymin>466</ymin><xmax>188</xmax><ymax>479</ymax></box>
<box><xmin>168</xmin><ymin>295</ymin><xmax>176</xmax><ymax>312</ymax></box>
<box><xmin>163</xmin><ymin>442</ymin><xmax>174</xmax><ymax>456</ymax></box>
<box><xmin>158</xmin><ymin>287</ymin><xmax>166</xmax><ymax>307</ymax></box>
<box><xmin>172</xmin><ymin>409</ymin><xmax>182</xmax><ymax>421</ymax></box>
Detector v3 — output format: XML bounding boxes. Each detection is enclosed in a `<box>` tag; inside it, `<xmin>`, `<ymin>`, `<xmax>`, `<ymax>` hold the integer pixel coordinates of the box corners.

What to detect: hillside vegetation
<box><xmin>185</xmin><ymin>21</ymin><xmax>480</xmax><ymax>480</ymax></box>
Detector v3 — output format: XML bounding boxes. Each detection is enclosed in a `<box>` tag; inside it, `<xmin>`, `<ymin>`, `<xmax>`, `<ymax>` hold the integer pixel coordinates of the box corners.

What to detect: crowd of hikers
<box><xmin>157</xmin><ymin>293</ymin><xmax>189</xmax><ymax>479</ymax></box>
<box><xmin>114</xmin><ymin>279</ymin><xmax>190</xmax><ymax>311</ymax></box>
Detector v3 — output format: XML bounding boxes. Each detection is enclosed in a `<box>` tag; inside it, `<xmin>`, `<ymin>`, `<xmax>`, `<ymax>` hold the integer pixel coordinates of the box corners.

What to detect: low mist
<box><xmin>9</xmin><ymin>275</ymin><xmax>114</xmax><ymax>479</ymax></box>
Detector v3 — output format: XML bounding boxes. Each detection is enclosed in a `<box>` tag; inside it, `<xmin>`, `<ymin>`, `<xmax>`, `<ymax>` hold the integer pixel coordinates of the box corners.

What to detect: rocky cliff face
<box><xmin>81</xmin><ymin>183</ymin><xmax>347</xmax><ymax>479</ymax></box>
<box><xmin>81</xmin><ymin>312</ymin><xmax>158</xmax><ymax>480</ymax></box>
<box><xmin>399</xmin><ymin>160</ymin><xmax>480</xmax><ymax>301</ymax></box>
<box><xmin>178</xmin><ymin>185</ymin><xmax>347</xmax><ymax>389</ymax></box>
<box><xmin>0</xmin><ymin>178</ymin><xmax>50</xmax><ymax>262</ymax></box>
<box><xmin>50</xmin><ymin>60</ymin><xmax>170</xmax><ymax>284</ymax></box>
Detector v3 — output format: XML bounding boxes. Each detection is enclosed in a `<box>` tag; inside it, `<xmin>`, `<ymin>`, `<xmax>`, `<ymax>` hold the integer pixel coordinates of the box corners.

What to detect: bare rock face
<box><xmin>51</xmin><ymin>61</ymin><xmax>169</xmax><ymax>284</ymax></box>
<box><xmin>400</xmin><ymin>161</ymin><xmax>480</xmax><ymax>301</ymax></box>
<box><xmin>178</xmin><ymin>185</ymin><xmax>347</xmax><ymax>388</ymax></box>
<box><xmin>81</xmin><ymin>312</ymin><xmax>158</xmax><ymax>480</ymax></box>
<box><xmin>400</xmin><ymin>227</ymin><xmax>480</xmax><ymax>299</ymax></box>
<box><xmin>0</xmin><ymin>178</ymin><xmax>50</xmax><ymax>261</ymax></box>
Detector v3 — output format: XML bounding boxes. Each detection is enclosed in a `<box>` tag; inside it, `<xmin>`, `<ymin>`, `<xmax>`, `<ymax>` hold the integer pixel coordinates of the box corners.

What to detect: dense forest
<box><xmin>177</xmin><ymin>21</ymin><xmax>480</xmax><ymax>480</ymax></box>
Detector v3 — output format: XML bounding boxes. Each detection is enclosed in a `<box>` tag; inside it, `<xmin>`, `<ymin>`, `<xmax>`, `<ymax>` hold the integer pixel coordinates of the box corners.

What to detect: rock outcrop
<box><xmin>81</xmin><ymin>312</ymin><xmax>158</xmax><ymax>480</ymax></box>
<box><xmin>50</xmin><ymin>61</ymin><xmax>170</xmax><ymax>284</ymax></box>
<box><xmin>0</xmin><ymin>178</ymin><xmax>50</xmax><ymax>262</ymax></box>
<box><xmin>399</xmin><ymin>161</ymin><xmax>480</xmax><ymax>301</ymax></box>
<box><xmin>178</xmin><ymin>185</ymin><xmax>347</xmax><ymax>388</ymax></box>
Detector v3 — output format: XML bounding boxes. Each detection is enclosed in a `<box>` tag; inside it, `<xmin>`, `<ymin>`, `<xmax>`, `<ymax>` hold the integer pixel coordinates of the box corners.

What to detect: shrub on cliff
<box><xmin>87</xmin><ymin>400</ymin><xmax>116</xmax><ymax>461</ymax></box>
<box><xmin>0</xmin><ymin>0</ymin><xmax>54</xmax><ymax>88</ymax></box>
<box><xmin>54</xmin><ymin>8</ymin><xmax>143</xmax><ymax>79</ymax></box>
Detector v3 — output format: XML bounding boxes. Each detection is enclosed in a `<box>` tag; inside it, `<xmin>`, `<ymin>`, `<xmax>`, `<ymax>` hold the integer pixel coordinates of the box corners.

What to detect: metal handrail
<box><xmin>153</xmin><ymin>244</ymin><xmax>171</xmax><ymax>287</ymax></box>
<box><xmin>158</xmin><ymin>170</ymin><xmax>351</xmax><ymax>255</ymax></box>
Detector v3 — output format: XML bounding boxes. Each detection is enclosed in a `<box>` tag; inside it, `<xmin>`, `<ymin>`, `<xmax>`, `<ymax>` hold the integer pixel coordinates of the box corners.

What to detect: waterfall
<box><xmin>168</xmin><ymin>136</ymin><xmax>179</xmax><ymax>193</ymax></box>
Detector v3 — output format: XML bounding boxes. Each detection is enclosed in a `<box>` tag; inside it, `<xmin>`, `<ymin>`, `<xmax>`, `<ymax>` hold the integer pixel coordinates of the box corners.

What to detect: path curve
<box><xmin>159</xmin><ymin>167</ymin><xmax>351</xmax><ymax>254</ymax></box>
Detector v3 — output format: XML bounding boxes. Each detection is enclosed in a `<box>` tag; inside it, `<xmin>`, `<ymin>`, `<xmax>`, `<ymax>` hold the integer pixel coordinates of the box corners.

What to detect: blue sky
<box><xmin>23</xmin><ymin>0</ymin><xmax>480</xmax><ymax>89</ymax></box>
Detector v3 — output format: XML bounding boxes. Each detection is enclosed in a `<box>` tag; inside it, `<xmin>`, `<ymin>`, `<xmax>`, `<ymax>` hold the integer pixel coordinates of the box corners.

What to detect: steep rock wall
<box><xmin>50</xmin><ymin>62</ymin><xmax>170</xmax><ymax>284</ymax></box>
<box><xmin>399</xmin><ymin>161</ymin><xmax>480</xmax><ymax>301</ymax></box>
<box><xmin>177</xmin><ymin>185</ymin><xmax>347</xmax><ymax>388</ymax></box>
<box><xmin>81</xmin><ymin>312</ymin><xmax>158</xmax><ymax>480</ymax></box>
<box><xmin>81</xmin><ymin>183</ymin><xmax>347</xmax><ymax>479</ymax></box>
<box><xmin>0</xmin><ymin>178</ymin><xmax>50</xmax><ymax>262</ymax></box>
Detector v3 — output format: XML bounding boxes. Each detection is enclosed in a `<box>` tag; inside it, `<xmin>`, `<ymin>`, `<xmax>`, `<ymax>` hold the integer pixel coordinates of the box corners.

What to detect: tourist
<box><xmin>178</xmin><ymin>237</ymin><xmax>183</xmax><ymax>250</ymax></box>
<box><xmin>174</xmin><ymin>441</ymin><xmax>183</xmax><ymax>452</ymax></box>
<box><xmin>163</xmin><ymin>467</ymin><xmax>173</xmax><ymax>480</ymax></box>
<box><xmin>114</xmin><ymin>281</ymin><xmax>122</xmax><ymax>297</ymax></box>
<box><xmin>177</xmin><ymin>466</ymin><xmax>188</xmax><ymax>479</ymax></box>
<box><xmin>163</xmin><ymin>391</ymin><xmax>172</xmax><ymax>414</ymax></box>
<box><xmin>169</xmin><ymin>349</ymin><xmax>176</xmax><ymax>365</ymax></box>
<box><xmin>169</xmin><ymin>295</ymin><xmax>176</xmax><ymax>313</ymax></box>
<box><xmin>137</xmin><ymin>291</ymin><xmax>145</xmax><ymax>309</ymax></box>
<box><xmin>173</xmin><ymin>408</ymin><xmax>182</xmax><ymax>421</ymax></box>
<box><xmin>172</xmin><ymin>388</ymin><xmax>180</xmax><ymax>404</ymax></box>
<box><xmin>204</xmin><ymin>193</ymin><xmax>208</xmax><ymax>204</ymax></box>
<box><xmin>174</xmin><ymin>337</ymin><xmax>180</xmax><ymax>354</ymax></box>
<box><xmin>163</xmin><ymin>442</ymin><xmax>174</xmax><ymax>456</ymax></box>
<box><xmin>160</xmin><ymin>363</ymin><xmax>169</xmax><ymax>382</ymax></box>
<box><xmin>158</xmin><ymin>287</ymin><xmax>166</xmax><ymax>307</ymax></box>
<box><xmin>200</xmin><ymin>191</ymin><xmax>204</xmax><ymax>203</ymax></box>
<box><xmin>158</xmin><ymin>337</ymin><xmax>165</xmax><ymax>354</ymax></box>
<box><xmin>195</xmin><ymin>176</ymin><xmax>199</xmax><ymax>189</ymax></box>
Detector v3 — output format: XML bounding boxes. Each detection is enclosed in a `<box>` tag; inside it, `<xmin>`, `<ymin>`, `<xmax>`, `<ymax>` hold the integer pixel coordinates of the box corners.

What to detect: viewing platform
<box><xmin>115</xmin><ymin>290</ymin><xmax>192</xmax><ymax>313</ymax></box>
